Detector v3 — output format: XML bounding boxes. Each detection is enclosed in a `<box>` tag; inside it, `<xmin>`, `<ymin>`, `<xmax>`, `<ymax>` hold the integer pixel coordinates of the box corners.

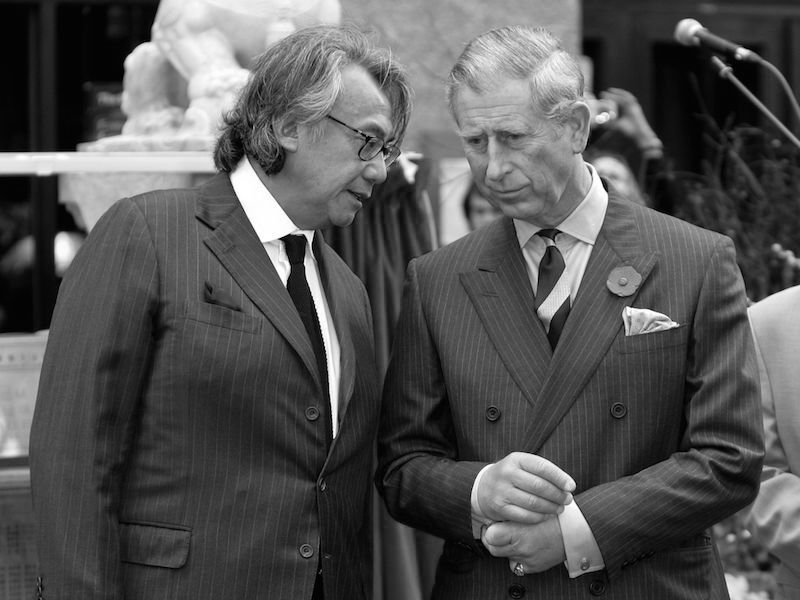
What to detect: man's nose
<box><xmin>364</xmin><ymin>154</ymin><xmax>388</xmax><ymax>184</ymax></box>
<box><xmin>485</xmin><ymin>139</ymin><xmax>510</xmax><ymax>181</ymax></box>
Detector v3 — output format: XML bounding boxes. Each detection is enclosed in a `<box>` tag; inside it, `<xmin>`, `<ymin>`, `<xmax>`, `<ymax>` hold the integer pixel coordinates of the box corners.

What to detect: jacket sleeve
<box><xmin>29</xmin><ymin>198</ymin><xmax>159</xmax><ymax>599</ymax></box>
<box><xmin>577</xmin><ymin>236</ymin><xmax>764</xmax><ymax>576</ymax></box>
<box><xmin>376</xmin><ymin>258</ymin><xmax>485</xmax><ymax>544</ymax></box>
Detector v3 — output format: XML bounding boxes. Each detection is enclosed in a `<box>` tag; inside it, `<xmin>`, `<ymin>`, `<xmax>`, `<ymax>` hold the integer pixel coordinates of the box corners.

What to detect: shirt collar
<box><xmin>230</xmin><ymin>156</ymin><xmax>316</xmax><ymax>251</ymax></box>
<box><xmin>513</xmin><ymin>163</ymin><xmax>608</xmax><ymax>249</ymax></box>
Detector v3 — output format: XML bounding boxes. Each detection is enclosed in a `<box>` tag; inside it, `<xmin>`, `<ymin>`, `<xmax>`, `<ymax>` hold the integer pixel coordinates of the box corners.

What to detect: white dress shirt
<box><xmin>230</xmin><ymin>156</ymin><xmax>342</xmax><ymax>436</ymax></box>
<box><xmin>471</xmin><ymin>163</ymin><xmax>608</xmax><ymax>577</ymax></box>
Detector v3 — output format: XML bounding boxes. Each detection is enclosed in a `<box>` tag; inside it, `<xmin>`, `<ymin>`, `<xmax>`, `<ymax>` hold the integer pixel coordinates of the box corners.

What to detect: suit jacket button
<box><xmin>485</xmin><ymin>406</ymin><xmax>501</xmax><ymax>422</ymax></box>
<box><xmin>305</xmin><ymin>406</ymin><xmax>320</xmax><ymax>421</ymax></box>
<box><xmin>610</xmin><ymin>402</ymin><xmax>627</xmax><ymax>419</ymax></box>
<box><xmin>589</xmin><ymin>579</ymin><xmax>606</xmax><ymax>595</ymax></box>
<box><xmin>508</xmin><ymin>583</ymin><xmax>526</xmax><ymax>599</ymax></box>
<box><xmin>299</xmin><ymin>543</ymin><xmax>315</xmax><ymax>558</ymax></box>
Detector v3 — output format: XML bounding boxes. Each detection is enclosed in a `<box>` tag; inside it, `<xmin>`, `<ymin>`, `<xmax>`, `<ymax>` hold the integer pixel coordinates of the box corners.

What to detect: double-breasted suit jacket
<box><xmin>377</xmin><ymin>193</ymin><xmax>763</xmax><ymax>599</ymax></box>
<box><xmin>747</xmin><ymin>285</ymin><xmax>800</xmax><ymax>599</ymax></box>
<box><xmin>30</xmin><ymin>174</ymin><xmax>380</xmax><ymax>599</ymax></box>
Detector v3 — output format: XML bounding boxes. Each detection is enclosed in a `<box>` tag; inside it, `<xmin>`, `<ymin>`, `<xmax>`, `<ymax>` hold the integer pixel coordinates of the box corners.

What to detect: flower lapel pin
<box><xmin>607</xmin><ymin>266</ymin><xmax>642</xmax><ymax>297</ymax></box>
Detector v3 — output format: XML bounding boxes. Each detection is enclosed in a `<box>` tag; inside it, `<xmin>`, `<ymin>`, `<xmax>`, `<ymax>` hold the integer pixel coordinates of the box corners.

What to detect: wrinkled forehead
<box><xmin>452</xmin><ymin>78</ymin><xmax>547</xmax><ymax>130</ymax></box>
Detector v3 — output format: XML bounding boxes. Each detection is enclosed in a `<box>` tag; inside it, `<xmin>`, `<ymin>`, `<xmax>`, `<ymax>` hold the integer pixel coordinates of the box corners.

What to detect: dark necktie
<box><xmin>281</xmin><ymin>234</ymin><xmax>332</xmax><ymax>446</ymax></box>
<box><xmin>535</xmin><ymin>229</ymin><xmax>571</xmax><ymax>349</ymax></box>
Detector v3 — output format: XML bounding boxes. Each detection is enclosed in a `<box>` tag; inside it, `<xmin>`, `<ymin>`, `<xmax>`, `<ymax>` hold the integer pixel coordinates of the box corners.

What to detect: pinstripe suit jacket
<box><xmin>746</xmin><ymin>285</ymin><xmax>800</xmax><ymax>599</ymax></box>
<box><xmin>29</xmin><ymin>174</ymin><xmax>380</xmax><ymax>600</ymax></box>
<box><xmin>377</xmin><ymin>193</ymin><xmax>764</xmax><ymax>599</ymax></box>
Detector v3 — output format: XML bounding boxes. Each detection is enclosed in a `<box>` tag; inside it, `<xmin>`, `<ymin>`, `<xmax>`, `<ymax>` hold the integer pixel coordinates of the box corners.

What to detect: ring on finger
<box><xmin>513</xmin><ymin>562</ymin><xmax>525</xmax><ymax>577</ymax></box>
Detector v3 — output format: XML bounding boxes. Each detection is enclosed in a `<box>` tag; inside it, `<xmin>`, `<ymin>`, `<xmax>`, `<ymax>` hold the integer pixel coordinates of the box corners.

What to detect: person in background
<box><xmin>746</xmin><ymin>284</ymin><xmax>800</xmax><ymax>600</ymax></box>
<box><xmin>376</xmin><ymin>25</ymin><xmax>763</xmax><ymax>599</ymax></box>
<box><xmin>463</xmin><ymin>181</ymin><xmax>502</xmax><ymax>230</ymax></box>
<box><xmin>587</xmin><ymin>86</ymin><xmax>667</xmax><ymax>209</ymax></box>
<box><xmin>29</xmin><ymin>24</ymin><xmax>411</xmax><ymax>600</ymax></box>
<box><xmin>583</xmin><ymin>148</ymin><xmax>648</xmax><ymax>206</ymax></box>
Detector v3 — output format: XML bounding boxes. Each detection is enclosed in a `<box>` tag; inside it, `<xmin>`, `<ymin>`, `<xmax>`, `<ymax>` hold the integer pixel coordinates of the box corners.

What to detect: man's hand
<box><xmin>482</xmin><ymin>516</ymin><xmax>566</xmax><ymax>574</ymax></box>
<box><xmin>598</xmin><ymin>87</ymin><xmax>662</xmax><ymax>154</ymax></box>
<box><xmin>476</xmin><ymin>452</ymin><xmax>575</xmax><ymax>524</ymax></box>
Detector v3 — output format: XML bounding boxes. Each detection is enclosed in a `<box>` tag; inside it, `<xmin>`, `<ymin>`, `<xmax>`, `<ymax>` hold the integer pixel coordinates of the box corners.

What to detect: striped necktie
<box><xmin>535</xmin><ymin>229</ymin><xmax>570</xmax><ymax>349</ymax></box>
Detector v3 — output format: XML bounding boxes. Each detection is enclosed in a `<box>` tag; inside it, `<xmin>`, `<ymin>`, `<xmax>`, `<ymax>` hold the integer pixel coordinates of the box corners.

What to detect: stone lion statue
<box><xmin>120</xmin><ymin>0</ymin><xmax>342</xmax><ymax>138</ymax></box>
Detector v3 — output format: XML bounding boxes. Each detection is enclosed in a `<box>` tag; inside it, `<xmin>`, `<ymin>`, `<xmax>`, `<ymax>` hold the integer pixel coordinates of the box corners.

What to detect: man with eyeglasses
<box><xmin>30</xmin><ymin>24</ymin><xmax>411</xmax><ymax>600</ymax></box>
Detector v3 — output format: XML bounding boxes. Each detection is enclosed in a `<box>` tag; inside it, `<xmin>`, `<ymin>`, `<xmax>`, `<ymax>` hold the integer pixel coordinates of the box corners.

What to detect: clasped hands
<box><xmin>476</xmin><ymin>452</ymin><xmax>576</xmax><ymax>576</ymax></box>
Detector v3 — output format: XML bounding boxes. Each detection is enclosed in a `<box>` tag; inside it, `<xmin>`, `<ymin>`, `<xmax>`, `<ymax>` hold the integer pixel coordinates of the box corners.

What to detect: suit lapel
<box><xmin>196</xmin><ymin>175</ymin><xmax>321</xmax><ymax>389</ymax></box>
<box><xmin>314</xmin><ymin>233</ymin><xmax>357</xmax><ymax>424</ymax></box>
<box><xmin>461</xmin><ymin>218</ymin><xmax>551</xmax><ymax>407</ymax></box>
<box><xmin>523</xmin><ymin>195</ymin><xmax>659</xmax><ymax>452</ymax></box>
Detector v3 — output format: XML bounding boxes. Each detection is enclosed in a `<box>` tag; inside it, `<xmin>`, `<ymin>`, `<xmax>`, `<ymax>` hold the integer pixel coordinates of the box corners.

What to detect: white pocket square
<box><xmin>623</xmin><ymin>307</ymin><xmax>680</xmax><ymax>336</ymax></box>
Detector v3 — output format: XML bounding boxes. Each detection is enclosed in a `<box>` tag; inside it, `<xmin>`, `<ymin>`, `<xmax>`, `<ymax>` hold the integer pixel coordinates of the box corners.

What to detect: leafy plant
<box><xmin>664</xmin><ymin>120</ymin><xmax>800</xmax><ymax>301</ymax></box>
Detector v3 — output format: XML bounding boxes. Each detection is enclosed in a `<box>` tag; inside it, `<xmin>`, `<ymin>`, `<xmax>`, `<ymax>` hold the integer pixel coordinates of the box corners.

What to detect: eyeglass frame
<box><xmin>326</xmin><ymin>115</ymin><xmax>401</xmax><ymax>167</ymax></box>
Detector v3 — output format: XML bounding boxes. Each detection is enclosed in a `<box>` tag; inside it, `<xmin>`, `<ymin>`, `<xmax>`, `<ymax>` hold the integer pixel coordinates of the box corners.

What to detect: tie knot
<box><xmin>281</xmin><ymin>234</ymin><xmax>307</xmax><ymax>265</ymax></box>
<box><xmin>538</xmin><ymin>228</ymin><xmax>561</xmax><ymax>242</ymax></box>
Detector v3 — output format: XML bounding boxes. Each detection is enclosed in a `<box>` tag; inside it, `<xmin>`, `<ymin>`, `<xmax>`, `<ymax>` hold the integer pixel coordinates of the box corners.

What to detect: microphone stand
<box><xmin>759</xmin><ymin>59</ymin><xmax>800</xmax><ymax>128</ymax></box>
<box><xmin>710</xmin><ymin>56</ymin><xmax>800</xmax><ymax>151</ymax></box>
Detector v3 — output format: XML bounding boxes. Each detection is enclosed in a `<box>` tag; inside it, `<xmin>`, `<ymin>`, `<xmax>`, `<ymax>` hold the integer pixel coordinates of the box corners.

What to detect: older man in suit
<box><xmin>29</xmin><ymin>25</ymin><xmax>411</xmax><ymax>600</ymax></box>
<box><xmin>376</xmin><ymin>26</ymin><xmax>763</xmax><ymax>599</ymax></box>
<box><xmin>746</xmin><ymin>284</ymin><xmax>800</xmax><ymax>600</ymax></box>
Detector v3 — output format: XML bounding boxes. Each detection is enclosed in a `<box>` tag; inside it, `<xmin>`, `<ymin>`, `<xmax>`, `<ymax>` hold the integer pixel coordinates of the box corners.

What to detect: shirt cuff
<box><xmin>558</xmin><ymin>499</ymin><xmax>605</xmax><ymax>578</ymax></box>
<box><xmin>470</xmin><ymin>464</ymin><xmax>493</xmax><ymax>538</ymax></box>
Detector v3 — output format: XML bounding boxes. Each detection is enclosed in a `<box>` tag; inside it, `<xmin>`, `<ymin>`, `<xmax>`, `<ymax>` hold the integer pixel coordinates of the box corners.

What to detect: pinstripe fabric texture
<box><xmin>376</xmin><ymin>194</ymin><xmax>764</xmax><ymax>599</ymax></box>
<box><xmin>29</xmin><ymin>174</ymin><xmax>380</xmax><ymax>599</ymax></box>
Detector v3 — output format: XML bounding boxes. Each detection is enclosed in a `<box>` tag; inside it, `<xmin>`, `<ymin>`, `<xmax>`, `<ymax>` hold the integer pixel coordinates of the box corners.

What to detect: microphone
<box><xmin>674</xmin><ymin>18</ymin><xmax>760</xmax><ymax>62</ymax></box>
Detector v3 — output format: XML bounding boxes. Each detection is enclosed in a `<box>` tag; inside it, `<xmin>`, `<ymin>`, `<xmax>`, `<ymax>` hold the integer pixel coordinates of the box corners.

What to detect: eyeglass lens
<box><xmin>359</xmin><ymin>139</ymin><xmax>400</xmax><ymax>166</ymax></box>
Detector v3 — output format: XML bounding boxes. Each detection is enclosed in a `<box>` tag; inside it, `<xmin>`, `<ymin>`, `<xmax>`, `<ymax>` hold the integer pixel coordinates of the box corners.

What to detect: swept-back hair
<box><xmin>214</xmin><ymin>24</ymin><xmax>412</xmax><ymax>174</ymax></box>
<box><xmin>445</xmin><ymin>26</ymin><xmax>584</xmax><ymax>126</ymax></box>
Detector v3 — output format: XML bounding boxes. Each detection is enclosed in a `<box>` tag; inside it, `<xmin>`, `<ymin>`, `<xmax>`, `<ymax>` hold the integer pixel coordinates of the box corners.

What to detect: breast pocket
<box><xmin>615</xmin><ymin>324</ymin><xmax>689</xmax><ymax>354</ymax></box>
<box><xmin>183</xmin><ymin>300</ymin><xmax>262</xmax><ymax>333</ymax></box>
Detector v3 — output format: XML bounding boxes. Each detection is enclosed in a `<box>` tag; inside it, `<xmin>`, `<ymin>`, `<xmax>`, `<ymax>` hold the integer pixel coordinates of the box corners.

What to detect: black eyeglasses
<box><xmin>326</xmin><ymin>115</ymin><xmax>401</xmax><ymax>167</ymax></box>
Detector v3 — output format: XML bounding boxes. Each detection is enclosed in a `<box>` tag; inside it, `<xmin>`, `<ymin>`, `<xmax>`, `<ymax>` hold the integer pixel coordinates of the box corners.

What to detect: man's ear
<box><xmin>567</xmin><ymin>101</ymin><xmax>592</xmax><ymax>153</ymax></box>
<box><xmin>274</xmin><ymin>116</ymin><xmax>299</xmax><ymax>152</ymax></box>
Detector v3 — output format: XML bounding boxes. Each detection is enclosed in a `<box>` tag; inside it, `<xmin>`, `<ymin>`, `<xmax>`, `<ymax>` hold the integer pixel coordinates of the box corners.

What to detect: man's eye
<box><xmin>465</xmin><ymin>137</ymin><xmax>486</xmax><ymax>149</ymax></box>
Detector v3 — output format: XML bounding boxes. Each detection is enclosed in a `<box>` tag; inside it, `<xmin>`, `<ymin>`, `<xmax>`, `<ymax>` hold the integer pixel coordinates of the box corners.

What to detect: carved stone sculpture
<box><xmin>120</xmin><ymin>0</ymin><xmax>342</xmax><ymax>139</ymax></box>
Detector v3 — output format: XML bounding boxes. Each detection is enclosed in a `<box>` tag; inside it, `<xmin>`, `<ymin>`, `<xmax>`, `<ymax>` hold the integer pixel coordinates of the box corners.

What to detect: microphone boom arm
<box><xmin>711</xmin><ymin>56</ymin><xmax>800</xmax><ymax>151</ymax></box>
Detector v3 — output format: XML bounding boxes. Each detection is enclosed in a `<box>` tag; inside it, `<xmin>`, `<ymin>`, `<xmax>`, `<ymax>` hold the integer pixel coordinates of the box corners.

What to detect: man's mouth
<box><xmin>489</xmin><ymin>187</ymin><xmax>525</xmax><ymax>197</ymax></box>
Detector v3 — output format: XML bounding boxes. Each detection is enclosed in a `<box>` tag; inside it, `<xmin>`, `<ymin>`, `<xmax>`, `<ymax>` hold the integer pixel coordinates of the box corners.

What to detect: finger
<box><xmin>477</xmin><ymin>490</ymin><xmax>564</xmax><ymax>524</ymax></box>
<box><xmin>481</xmin><ymin>526</ymin><xmax>517</xmax><ymax>558</ymax></box>
<box><xmin>504</xmin><ymin>485</ymin><xmax>572</xmax><ymax>515</ymax></box>
<box><xmin>605</xmin><ymin>87</ymin><xmax>635</xmax><ymax>101</ymax></box>
<box><xmin>481</xmin><ymin>535</ymin><xmax>505</xmax><ymax>557</ymax></box>
<box><xmin>510</xmin><ymin>472</ymin><xmax>574</xmax><ymax>508</ymax></box>
<box><xmin>483</xmin><ymin>522</ymin><xmax>516</xmax><ymax>547</ymax></box>
<box><xmin>515</xmin><ymin>454</ymin><xmax>576</xmax><ymax>493</ymax></box>
<box><xmin>494</xmin><ymin>506</ymin><xmax>554</xmax><ymax>525</ymax></box>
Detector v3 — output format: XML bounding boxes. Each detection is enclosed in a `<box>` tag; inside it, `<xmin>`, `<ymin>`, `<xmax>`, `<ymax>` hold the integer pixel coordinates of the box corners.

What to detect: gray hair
<box><xmin>445</xmin><ymin>26</ymin><xmax>584</xmax><ymax>126</ymax></box>
<box><xmin>214</xmin><ymin>24</ymin><xmax>412</xmax><ymax>174</ymax></box>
